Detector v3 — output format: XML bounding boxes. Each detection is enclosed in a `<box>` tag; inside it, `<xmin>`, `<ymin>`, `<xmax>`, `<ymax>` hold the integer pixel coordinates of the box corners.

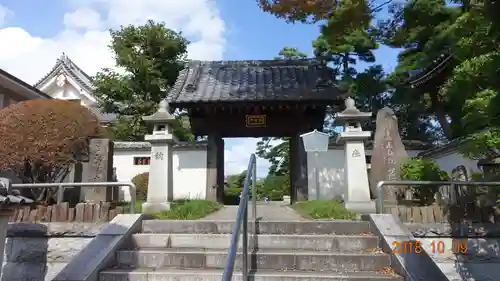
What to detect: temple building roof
<box><xmin>408</xmin><ymin>53</ymin><xmax>453</xmax><ymax>88</ymax></box>
<box><xmin>0</xmin><ymin>68</ymin><xmax>52</xmax><ymax>100</ymax></box>
<box><xmin>34</xmin><ymin>53</ymin><xmax>117</xmax><ymax>123</ymax></box>
<box><xmin>34</xmin><ymin>53</ymin><xmax>94</xmax><ymax>92</ymax></box>
<box><xmin>166</xmin><ymin>59</ymin><xmax>343</xmax><ymax>106</ymax></box>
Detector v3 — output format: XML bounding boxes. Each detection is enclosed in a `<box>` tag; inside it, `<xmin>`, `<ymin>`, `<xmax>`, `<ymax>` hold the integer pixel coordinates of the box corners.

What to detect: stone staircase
<box><xmin>99</xmin><ymin>220</ymin><xmax>403</xmax><ymax>281</ymax></box>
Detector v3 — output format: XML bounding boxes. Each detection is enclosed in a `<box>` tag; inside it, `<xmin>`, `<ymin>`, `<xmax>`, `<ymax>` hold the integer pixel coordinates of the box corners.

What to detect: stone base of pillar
<box><xmin>344</xmin><ymin>200</ymin><xmax>376</xmax><ymax>214</ymax></box>
<box><xmin>142</xmin><ymin>202</ymin><xmax>171</xmax><ymax>213</ymax></box>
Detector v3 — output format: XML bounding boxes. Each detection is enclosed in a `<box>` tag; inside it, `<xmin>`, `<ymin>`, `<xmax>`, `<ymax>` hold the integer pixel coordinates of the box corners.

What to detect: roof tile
<box><xmin>34</xmin><ymin>53</ymin><xmax>93</xmax><ymax>92</ymax></box>
<box><xmin>166</xmin><ymin>59</ymin><xmax>342</xmax><ymax>104</ymax></box>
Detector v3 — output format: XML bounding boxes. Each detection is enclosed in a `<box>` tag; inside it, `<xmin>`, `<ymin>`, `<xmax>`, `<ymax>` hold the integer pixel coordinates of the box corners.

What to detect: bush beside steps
<box><xmin>146</xmin><ymin>199</ymin><xmax>222</xmax><ymax>220</ymax></box>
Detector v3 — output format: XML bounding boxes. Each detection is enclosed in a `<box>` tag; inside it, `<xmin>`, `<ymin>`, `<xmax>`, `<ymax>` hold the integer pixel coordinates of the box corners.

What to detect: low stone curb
<box><xmin>406</xmin><ymin>222</ymin><xmax>500</xmax><ymax>237</ymax></box>
<box><xmin>7</xmin><ymin>223</ymin><xmax>107</xmax><ymax>237</ymax></box>
<box><xmin>142</xmin><ymin>220</ymin><xmax>372</xmax><ymax>235</ymax></box>
<box><xmin>51</xmin><ymin>214</ymin><xmax>147</xmax><ymax>281</ymax></box>
<box><xmin>366</xmin><ymin>214</ymin><xmax>450</xmax><ymax>281</ymax></box>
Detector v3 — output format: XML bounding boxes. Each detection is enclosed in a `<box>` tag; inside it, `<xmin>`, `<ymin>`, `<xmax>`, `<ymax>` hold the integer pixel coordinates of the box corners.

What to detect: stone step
<box><xmin>131</xmin><ymin>233</ymin><xmax>379</xmax><ymax>252</ymax></box>
<box><xmin>115</xmin><ymin>249</ymin><xmax>390</xmax><ymax>271</ymax></box>
<box><xmin>100</xmin><ymin>268</ymin><xmax>403</xmax><ymax>281</ymax></box>
<box><xmin>142</xmin><ymin>220</ymin><xmax>372</xmax><ymax>235</ymax></box>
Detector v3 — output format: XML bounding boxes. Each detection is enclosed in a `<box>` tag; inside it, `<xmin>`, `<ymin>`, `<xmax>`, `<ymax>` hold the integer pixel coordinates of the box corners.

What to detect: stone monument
<box><xmin>142</xmin><ymin>99</ymin><xmax>177</xmax><ymax>213</ymax></box>
<box><xmin>369</xmin><ymin>107</ymin><xmax>408</xmax><ymax>202</ymax></box>
<box><xmin>334</xmin><ymin>97</ymin><xmax>375</xmax><ymax>213</ymax></box>
<box><xmin>82</xmin><ymin>139</ymin><xmax>115</xmax><ymax>202</ymax></box>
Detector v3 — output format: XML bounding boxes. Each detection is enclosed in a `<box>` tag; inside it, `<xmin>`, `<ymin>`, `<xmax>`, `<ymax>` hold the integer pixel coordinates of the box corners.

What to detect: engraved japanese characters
<box><xmin>369</xmin><ymin>107</ymin><xmax>409</xmax><ymax>201</ymax></box>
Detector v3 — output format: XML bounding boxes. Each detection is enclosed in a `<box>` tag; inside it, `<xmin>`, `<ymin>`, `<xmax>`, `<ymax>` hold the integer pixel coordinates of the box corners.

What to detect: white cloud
<box><xmin>0</xmin><ymin>1</ymin><xmax>278</xmax><ymax>179</ymax></box>
<box><xmin>0</xmin><ymin>5</ymin><xmax>12</xmax><ymax>27</ymax></box>
<box><xmin>63</xmin><ymin>8</ymin><xmax>102</xmax><ymax>29</ymax></box>
<box><xmin>0</xmin><ymin>0</ymin><xmax>226</xmax><ymax>84</ymax></box>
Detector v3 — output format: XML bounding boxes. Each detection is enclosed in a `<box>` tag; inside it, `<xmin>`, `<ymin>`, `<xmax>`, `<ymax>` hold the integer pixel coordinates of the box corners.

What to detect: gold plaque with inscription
<box><xmin>246</xmin><ymin>114</ymin><xmax>266</xmax><ymax>127</ymax></box>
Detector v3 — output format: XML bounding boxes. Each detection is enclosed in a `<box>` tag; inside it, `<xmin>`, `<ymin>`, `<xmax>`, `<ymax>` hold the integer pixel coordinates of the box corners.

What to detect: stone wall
<box><xmin>1</xmin><ymin>223</ymin><xmax>106</xmax><ymax>281</ymax></box>
<box><xmin>406</xmin><ymin>222</ymin><xmax>500</xmax><ymax>280</ymax></box>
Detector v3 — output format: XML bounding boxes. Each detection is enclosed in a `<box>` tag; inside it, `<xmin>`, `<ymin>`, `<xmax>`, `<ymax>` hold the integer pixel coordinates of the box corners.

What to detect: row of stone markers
<box><xmin>139</xmin><ymin>97</ymin><xmax>401</xmax><ymax>214</ymax></box>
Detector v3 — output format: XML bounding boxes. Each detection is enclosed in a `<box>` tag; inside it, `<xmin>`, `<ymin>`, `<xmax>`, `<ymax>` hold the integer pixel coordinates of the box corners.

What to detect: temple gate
<box><xmin>165</xmin><ymin>59</ymin><xmax>344</xmax><ymax>202</ymax></box>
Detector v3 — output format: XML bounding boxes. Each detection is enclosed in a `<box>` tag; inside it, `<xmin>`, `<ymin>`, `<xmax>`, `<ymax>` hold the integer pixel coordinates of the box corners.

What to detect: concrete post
<box><xmin>0</xmin><ymin>208</ymin><xmax>13</xmax><ymax>274</ymax></box>
<box><xmin>141</xmin><ymin>100</ymin><xmax>177</xmax><ymax>213</ymax></box>
<box><xmin>0</xmin><ymin>177</ymin><xmax>33</xmax><ymax>277</ymax></box>
<box><xmin>334</xmin><ymin>98</ymin><xmax>376</xmax><ymax>213</ymax></box>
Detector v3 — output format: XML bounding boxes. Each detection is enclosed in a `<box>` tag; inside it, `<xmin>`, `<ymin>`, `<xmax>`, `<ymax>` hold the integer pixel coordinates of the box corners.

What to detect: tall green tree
<box><xmin>378</xmin><ymin>0</ymin><xmax>461</xmax><ymax>140</ymax></box>
<box><xmin>438</xmin><ymin>2</ymin><xmax>500</xmax><ymax>158</ymax></box>
<box><xmin>93</xmin><ymin>20</ymin><xmax>194</xmax><ymax>141</ymax></box>
<box><xmin>382</xmin><ymin>0</ymin><xmax>500</xmax><ymax>158</ymax></box>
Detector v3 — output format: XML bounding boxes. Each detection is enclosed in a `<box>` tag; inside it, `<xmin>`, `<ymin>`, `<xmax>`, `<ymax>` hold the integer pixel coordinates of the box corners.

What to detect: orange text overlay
<box><xmin>391</xmin><ymin>239</ymin><xmax>468</xmax><ymax>255</ymax></box>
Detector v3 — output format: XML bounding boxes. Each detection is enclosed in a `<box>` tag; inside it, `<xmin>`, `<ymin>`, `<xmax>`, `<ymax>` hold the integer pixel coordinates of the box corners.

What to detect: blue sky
<box><xmin>0</xmin><ymin>0</ymin><xmax>401</xmax><ymax>178</ymax></box>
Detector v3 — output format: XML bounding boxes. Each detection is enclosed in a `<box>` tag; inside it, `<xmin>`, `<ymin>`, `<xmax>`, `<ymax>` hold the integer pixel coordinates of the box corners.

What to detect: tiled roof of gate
<box><xmin>166</xmin><ymin>59</ymin><xmax>343</xmax><ymax>104</ymax></box>
<box><xmin>114</xmin><ymin>141</ymin><xmax>208</xmax><ymax>150</ymax></box>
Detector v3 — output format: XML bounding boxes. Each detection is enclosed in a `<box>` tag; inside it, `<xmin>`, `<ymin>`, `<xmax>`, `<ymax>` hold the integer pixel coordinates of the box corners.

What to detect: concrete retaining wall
<box><xmin>1</xmin><ymin>223</ymin><xmax>106</xmax><ymax>281</ymax></box>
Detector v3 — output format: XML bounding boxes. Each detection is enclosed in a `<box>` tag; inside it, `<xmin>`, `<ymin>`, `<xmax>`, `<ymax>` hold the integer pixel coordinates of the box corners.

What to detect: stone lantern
<box><xmin>142</xmin><ymin>100</ymin><xmax>178</xmax><ymax>213</ymax></box>
<box><xmin>334</xmin><ymin>97</ymin><xmax>375</xmax><ymax>213</ymax></box>
<box><xmin>0</xmin><ymin>177</ymin><xmax>33</xmax><ymax>276</ymax></box>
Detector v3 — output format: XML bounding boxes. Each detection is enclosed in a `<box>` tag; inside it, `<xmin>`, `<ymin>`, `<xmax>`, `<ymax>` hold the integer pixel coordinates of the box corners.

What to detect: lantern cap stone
<box><xmin>345</xmin><ymin>97</ymin><xmax>356</xmax><ymax>110</ymax></box>
<box><xmin>334</xmin><ymin>97</ymin><xmax>372</xmax><ymax>124</ymax></box>
<box><xmin>143</xmin><ymin>99</ymin><xmax>176</xmax><ymax>124</ymax></box>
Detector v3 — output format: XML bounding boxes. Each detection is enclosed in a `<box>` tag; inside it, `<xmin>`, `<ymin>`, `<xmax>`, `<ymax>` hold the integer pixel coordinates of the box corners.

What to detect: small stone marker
<box><xmin>369</xmin><ymin>107</ymin><xmax>408</xmax><ymax>202</ymax></box>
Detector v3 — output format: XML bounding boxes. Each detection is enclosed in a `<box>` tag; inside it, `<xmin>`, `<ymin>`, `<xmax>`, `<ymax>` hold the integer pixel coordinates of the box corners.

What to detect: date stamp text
<box><xmin>391</xmin><ymin>239</ymin><xmax>468</xmax><ymax>255</ymax></box>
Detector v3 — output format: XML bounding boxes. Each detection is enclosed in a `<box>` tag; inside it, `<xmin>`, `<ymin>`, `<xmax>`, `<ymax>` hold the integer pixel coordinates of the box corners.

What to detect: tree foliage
<box><xmin>257</xmin><ymin>0</ymin><xmax>389</xmax><ymax>24</ymax></box>
<box><xmin>381</xmin><ymin>0</ymin><xmax>500</xmax><ymax>156</ymax></box>
<box><xmin>225</xmin><ymin>170</ymin><xmax>248</xmax><ymax>190</ymax></box>
<box><xmin>0</xmin><ymin>100</ymin><xmax>106</xmax><ymax>203</ymax></box>
<box><xmin>400</xmin><ymin>158</ymin><xmax>449</xmax><ymax>204</ymax></box>
<box><xmin>258</xmin><ymin>0</ymin><xmax>500</xmax><ymax>170</ymax></box>
<box><xmin>259</xmin><ymin>174</ymin><xmax>290</xmax><ymax>200</ymax></box>
<box><xmin>93</xmin><ymin>20</ymin><xmax>194</xmax><ymax>141</ymax></box>
<box><xmin>132</xmin><ymin>172</ymin><xmax>149</xmax><ymax>201</ymax></box>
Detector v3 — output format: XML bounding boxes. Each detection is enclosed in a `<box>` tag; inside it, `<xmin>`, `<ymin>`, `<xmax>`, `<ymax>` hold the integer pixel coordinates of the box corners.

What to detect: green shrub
<box><xmin>153</xmin><ymin>199</ymin><xmax>222</xmax><ymax>219</ymax></box>
<box><xmin>260</xmin><ymin>174</ymin><xmax>289</xmax><ymax>200</ymax></box>
<box><xmin>224</xmin><ymin>187</ymin><xmax>241</xmax><ymax>196</ymax></box>
<box><xmin>132</xmin><ymin>172</ymin><xmax>149</xmax><ymax>201</ymax></box>
<box><xmin>223</xmin><ymin>187</ymin><xmax>241</xmax><ymax>205</ymax></box>
<box><xmin>400</xmin><ymin>158</ymin><xmax>449</xmax><ymax>204</ymax></box>
<box><xmin>293</xmin><ymin>200</ymin><xmax>358</xmax><ymax>220</ymax></box>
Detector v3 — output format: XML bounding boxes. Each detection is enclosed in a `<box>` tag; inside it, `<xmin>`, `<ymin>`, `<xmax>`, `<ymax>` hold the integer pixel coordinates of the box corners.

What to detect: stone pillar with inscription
<box><xmin>142</xmin><ymin>100</ymin><xmax>177</xmax><ymax>213</ymax></box>
<box><xmin>334</xmin><ymin>97</ymin><xmax>375</xmax><ymax>213</ymax></box>
<box><xmin>82</xmin><ymin>139</ymin><xmax>114</xmax><ymax>202</ymax></box>
<box><xmin>369</xmin><ymin>107</ymin><xmax>409</xmax><ymax>203</ymax></box>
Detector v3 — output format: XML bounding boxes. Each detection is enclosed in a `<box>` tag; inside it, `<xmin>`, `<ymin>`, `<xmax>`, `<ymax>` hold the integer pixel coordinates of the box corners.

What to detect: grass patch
<box><xmin>293</xmin><ymin>200</ymin><xmax>358</xmax><ymax>220</ymax></box>
<box><xmin>152</xmin><ymin>199</ymin><xmax>222</xmax><ymax>220</ymax></box>
<box><xmin>112</xmin><ymin>200</ymin><xmax>143</xmax><ymax>213</ymax></box>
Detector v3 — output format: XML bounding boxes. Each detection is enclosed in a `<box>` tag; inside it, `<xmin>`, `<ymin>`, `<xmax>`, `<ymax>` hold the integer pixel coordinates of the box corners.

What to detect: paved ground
<box><xmin>201</xmin><ymin>203</ymin><xmax>305</xmax><ymax>221</ymax></box>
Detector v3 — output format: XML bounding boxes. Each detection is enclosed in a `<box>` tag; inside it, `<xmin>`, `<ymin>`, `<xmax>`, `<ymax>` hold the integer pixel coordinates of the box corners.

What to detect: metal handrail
<box><xmin>0</xmin><ymin>181</ymin><xmax>137</xmax><ymax>213</ymax></box>
<box><xmin>376</xmin><ymin>180</ymin><xmax>500</xmax><ymax>213</ymax></box>
<box><xmin>222</xmin><ymin>154</ymin><xmax>257</xmax><ymax>281</ymax></box>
